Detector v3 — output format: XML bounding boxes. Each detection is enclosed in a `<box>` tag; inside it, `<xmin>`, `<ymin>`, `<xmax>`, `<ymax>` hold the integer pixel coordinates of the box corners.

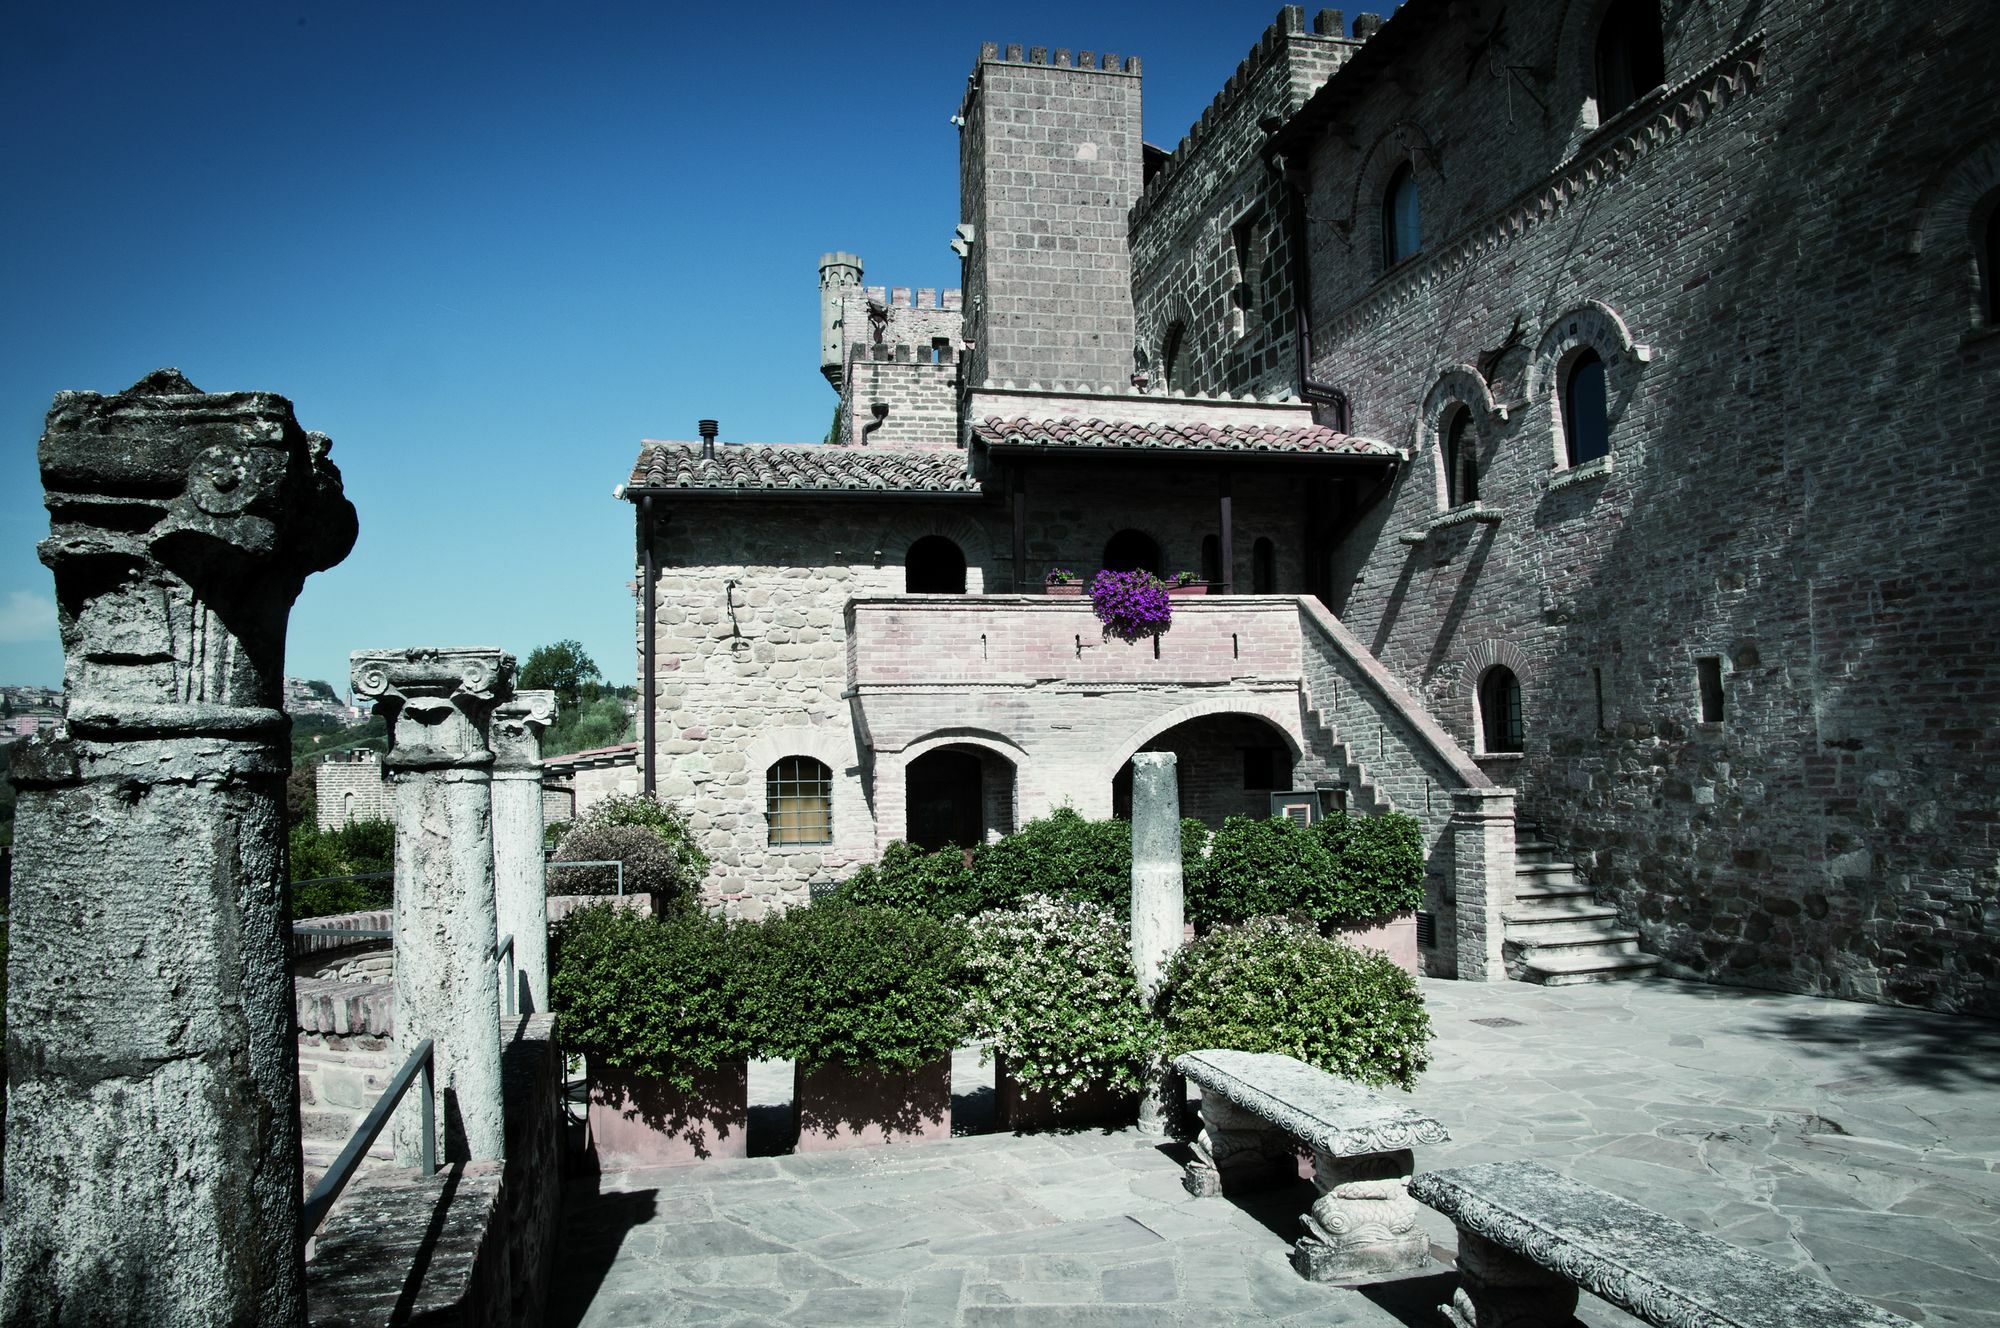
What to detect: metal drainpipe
<box><xmin>1259</xmin><ymin>120</ymin><xmax>1351</xmax><ymax>433</ymax></box>
<box><xmin>860</xmin><ymin>401</ymin><xmax>889</xmax><ymax>444</ymax></box>
<box><xmin>641</xmin><ymin>495</ymin><xmax>657</xmax><ymax>794</ymax></box>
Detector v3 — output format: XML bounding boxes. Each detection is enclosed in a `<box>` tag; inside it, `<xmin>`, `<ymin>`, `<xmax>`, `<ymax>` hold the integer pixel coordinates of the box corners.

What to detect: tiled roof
<box><xmin>972</xmin><ymin>417</ymin><xmax>1398</xmax><ymax>458</ymax></box>
<box><xmin>628</xmin><ymin>443</ymin><xmax>981</xmax><ymax>494</ymax></box>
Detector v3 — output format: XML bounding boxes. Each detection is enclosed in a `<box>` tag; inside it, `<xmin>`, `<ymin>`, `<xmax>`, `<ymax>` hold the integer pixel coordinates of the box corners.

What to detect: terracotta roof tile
<box><xmin>971</xmin><ymin>417</ymin><xmax>1397</xmax><ymax>458</ymax></box>
<box><xmin>628</xmin><ymin>443</ymin><xmax>981</xmax><ymax>494</ymax></box>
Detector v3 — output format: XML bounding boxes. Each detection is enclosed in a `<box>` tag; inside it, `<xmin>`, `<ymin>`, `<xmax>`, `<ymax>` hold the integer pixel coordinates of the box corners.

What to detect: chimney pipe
<box><xmin>698</xmin><ymin>419</ymin><xmax>719</xmax><ymax>461</ymax></box>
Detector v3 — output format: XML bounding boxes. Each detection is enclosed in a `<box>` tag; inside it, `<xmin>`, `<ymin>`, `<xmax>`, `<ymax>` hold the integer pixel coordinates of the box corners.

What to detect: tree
<box><xmin>520</xmin><ymin>640</ymin><xmax>601</xmax><ymax>713</ymax></box>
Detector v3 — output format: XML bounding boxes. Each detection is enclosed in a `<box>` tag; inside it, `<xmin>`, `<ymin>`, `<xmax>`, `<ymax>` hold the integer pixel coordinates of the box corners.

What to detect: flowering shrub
<box><xmin>1044</xmin><ymin>567</ymin><xmax>1079</xmax><ymax>586</ymax></box>
<box><xmin>1090</xmin><ymin>569</ymin><xmax>1173</xmax><ymax>641</ymax></box>
<box><xmin>1160</xmin><ymin>915</ymin><xmax>1432</xmax><ymax>1090</ymax></box>
<box><xmin>964</xmin><ymin>895</ymin><xmax>1153</xmax><ymax>1104</ymax></box>
<box><xmin>1171</xmin><ymin>570</ymin><xmax>1200</xmax><ymax>587</ymax></box>
<box><xmin>550</xmin><ymin>792</ymin><xmax>709</xmax><ymax>905</ymax></box>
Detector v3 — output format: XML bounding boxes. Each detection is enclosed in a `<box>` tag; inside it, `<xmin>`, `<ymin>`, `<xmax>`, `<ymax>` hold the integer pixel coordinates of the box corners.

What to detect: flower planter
<box><xmin>1164</xmin><ymin>583</ymin><xmax>1211</xmax><ymax>597</ymax></box>
<box><xmin>994</xmin><ymin>1053</ymin><xmax>1139</xmax><ymax>1131</ymax></box>
<box><xmin>1334</xmin><ymin>910</ymin><xmax>1419</xmax><ymax>976</ymax></box>
<box><xmin>586</xmin><ymin>1057</ymin><xmax>749</xmax><ymax>1169</ymax></box>
<box><xmin>1041</xmin><ymin>583</ymin><xmax>1086</xmax><ymax>596</ymax></box>
<box><xmin>791</xmin><ymin>1056</ymin><xmax>952</xmax><ymax>1152</ymax></box>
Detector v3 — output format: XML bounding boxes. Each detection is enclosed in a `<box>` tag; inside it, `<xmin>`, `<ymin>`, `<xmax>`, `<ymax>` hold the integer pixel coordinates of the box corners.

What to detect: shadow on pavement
<box><xmin>1750</xmin><ymin>1005</ymin><xmax>2000</xmax><ymax>1091</ymax></box>
<box><xmin>545</xmin><ymin>1181</ymin><xmax>659</xmax><ymax>1328</ymax></box>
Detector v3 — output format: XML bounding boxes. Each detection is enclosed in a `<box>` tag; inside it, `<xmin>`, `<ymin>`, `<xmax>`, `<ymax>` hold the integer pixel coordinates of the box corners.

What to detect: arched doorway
<box><xmin>1112</xmin><ymin>713</ymin><xmax>1297</xmax><ymax>826</ymax></box>
<box><xmin>1102</xmin><ymin>529</ymin><xmax>1162</xmax><ymax>576</ymax></box>
<box><xmin>905</xmin><ymin>745</ymin><xmax>1016</xmax><ymax>849</ymax></box>
<box><xmin>905</xmin><ymin>535</ymin><xmax>967</xmax><ymax>593</ymax></box>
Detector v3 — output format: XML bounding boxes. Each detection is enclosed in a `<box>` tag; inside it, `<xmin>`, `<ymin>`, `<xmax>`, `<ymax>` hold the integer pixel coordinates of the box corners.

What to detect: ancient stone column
<box><xmin>1451</xmin><ymin>786</ymin><xmax>1518</xmax><ymax>982</ymax></box>
<box><xmin>492</xmin><ymin>688</ymin><xmax>555</xmax><ymax>1015</ymax></box>
<box><xmin>1</xmin><ymin>370</ymin><xmax>356</xmax><ymax>1327</ymax></box>
<box><xmin>1129</xmin><ymin>752</ymin><xmax>1186</xmax><ymax>1133</ymax></box>
<box><xmin>351</xmin><ymin>647</ymin><xmax>516</xmax><ymax>1164</ymax></box>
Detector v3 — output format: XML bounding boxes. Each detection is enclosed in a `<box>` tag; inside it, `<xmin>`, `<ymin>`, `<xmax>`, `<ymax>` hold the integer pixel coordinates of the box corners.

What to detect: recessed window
<box><xmin>1697</xmin><ymin>656</ymin><xmax>1725</xmax><ymax>723</ymax></box>
<box><xmin>1479</xmin><ymin>666</ymin><xmax>1524</xmax><ymax>753</ymax></box>
<box><xmin>1983</xmin><ymin>201</ymin><xmax>2000</xmax><ymax>324</ymax></box>
<box><xmin>1162</xmin><ymin>322</ymin><xmax>1186</xmax><ymax>392</ymax></box>
<box><xmin>1103</xmin><ymin>529</ymin><xmax>1163</xmax><ymax>576</ymax></box>
<box><xmin>1594</xmin><ymin>0</ymin><xmax>1665</xmax><ymax>119</ymax></box>
<box><xmin>1230</xmin><ymin>211</ymin><xmax>1263</xmax><ymax>339</ymax></box>
<box><xmin>1200</xmin><ymin>534</ymin><xmax>1222</xmax><ymax>587</ymax></box>
<box><xmin>904</xmin><ymin>535</ymin><xmax>966</xmax><ymax>593</ymax></box>
<box><xmin>1443</xmin><ymin>405</ymin><xmax>1479</xmax><ymax>506</ymax></box>
<box><xmin>1382</xmin><ymin>163</ymin><xmax>1420</xmax><ymax>269</ymax></box>
<box><xmin>1562</xmin><ymin>350</ymin><xmax>1611</xmax><ymax>467</ymax></box>
<box><xmin>766</xmin><ymin>756</ymin><xmax>833</xmax><ymax>846</ymax></box>
<box><xmin>1251</xmin><ymin>538</ymin><xmax>1276</xmax><ymax>593</ymax></box>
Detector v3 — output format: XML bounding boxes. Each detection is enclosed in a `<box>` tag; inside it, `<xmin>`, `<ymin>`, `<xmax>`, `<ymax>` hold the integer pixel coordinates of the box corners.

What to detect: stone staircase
<box><xmin>1300</xmin><ymin>697</ymin><xmax>1389</xmax><ymax>816</ymax></box>
<box><xmin>1504</xmin><ymin>826</ymin><xmax>1661</xmax><ymax>984</ymax></box>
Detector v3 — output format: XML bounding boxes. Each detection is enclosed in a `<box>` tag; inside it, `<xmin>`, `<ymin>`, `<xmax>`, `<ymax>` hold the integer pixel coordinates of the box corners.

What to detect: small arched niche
<box><xmin>905</xmin><ymin>534</ymin><xmax>966</xmax><ymax>594</ymax></box>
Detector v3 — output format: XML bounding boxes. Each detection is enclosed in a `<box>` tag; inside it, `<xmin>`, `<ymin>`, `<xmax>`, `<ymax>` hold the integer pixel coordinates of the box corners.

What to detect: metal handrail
<box><xmin>497</xmin><ymin>932</ymin><xmax>516</xmax><ymax>1016</ymax></box>
<box><xmin>546</xmin><ymin>858</ymin><xmax>625</xmax><ymax>896</ymax></box>
<box><xmin>292</xmin><ymin>870</ymin><xmax>394</xmax><ymax>887</ymax></box>
<box><xmin>293</xmin><ymin>926</ymin><xmax>392</xmax><ymax>940</ymax></box>
<box><xmin>301</xmin><ymin>1037</ymin><xmax>436</xmax><ymax>1242</ymax></box>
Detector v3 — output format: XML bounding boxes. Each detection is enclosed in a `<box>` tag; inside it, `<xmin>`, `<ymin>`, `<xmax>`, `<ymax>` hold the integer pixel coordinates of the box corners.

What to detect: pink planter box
<box><xmin>994</xmin><ymin>1054</ymin><xmax>1138</xmax><ymax>1131</ymax></box>
<box><xmin>792</xmin><ymin>1056</ymin><xmax>952</xmax><ymax>1152</ymax></box>
<box><xmin>1041</xmin><ymin>583</ymin><xmax>1086</xmax><ymax>596</ymax></box>
<box><xmin>1335</xmin><ymin>911</ymin><xmax>1419</xmax><ymax>975</ymax></box>
<box><xmin>586</xmin><ymin>1058</ymin><xmax>748</xmax><ymax>1169</ymax></box>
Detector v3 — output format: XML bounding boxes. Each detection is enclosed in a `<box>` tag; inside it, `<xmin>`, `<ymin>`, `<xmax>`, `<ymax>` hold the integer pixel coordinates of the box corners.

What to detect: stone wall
<box><xmin>316</xmin><ymin>749</ymin><xmax>391</xmax><ymax>830</ymax></box>
<box><xmin>839</xmin><ymin>342</ymin><xmax>962</xmax><ymax>450</ymax></box>
<box><xmin>1129</xmin><ymin>6</ymin><xmax>1357</xmax><ymax>398</ymax></box>
<box><xmin>295</xmin><ymin>977</ymin><xmax>396</xmax><ymax>1193</ymax></box>
<box><xmin>1301</xmin><ymin>0</ymin><xmax>2000</xmax><ymax>1011</ymax></box>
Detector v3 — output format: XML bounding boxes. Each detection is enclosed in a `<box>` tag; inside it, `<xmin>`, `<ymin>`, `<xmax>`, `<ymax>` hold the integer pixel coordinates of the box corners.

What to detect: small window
<box><xmin>1562</xmin><ymin>350</ymin><xmax>1611</xmax><ymax>467</ymax></box>
<box><xmin>1251</xmin><ymin>538</ymin><xmax>1276</xmax><ymax>593</ymax></box>
<box><xmin>1382</xmin><ymin>163</ymin><xmax>1420</xmax><ymax>269</ymax></box>
<box><xmin>1442</xmin><ymin>405</ymin><xmax>1479</xmax><ymax>506</ymax></box>
<box><xmin>1697</xmin><ymin>656</ymin><xmax>1725</xmax><ymax>723</ymax></box>
<box><xmin>1595</xmin><ymin>0</ymin><xmax>1665</xmax><ymax>119</ymax></box>
<box><xmin>1103</xmin><ymin>529</ymin><xmax>1162</xmax><ymax>576</ymax></box>
<box><xmin>766</xmin><ymin>756</ymin><xmax>833</xmax><ymax>846</ymax></box>
<box><xmin>905</xmin><ymin>535</ymin><xmax>966</xmax><ymax>594</ymax></box>
<box><xmin>1230</xmin><ymin>211</ymin><xmax>1262</xmax><ymax>339</ymax></box>
<box><xmin>1161</xmin><ymin>323</ymin><xmax>1186</xmax><ymax>392</ymax></box>
<box><xmin>1479</xmin><ymin>667</ymin><xmax>1523</xmax><ymax>753</ymax></box>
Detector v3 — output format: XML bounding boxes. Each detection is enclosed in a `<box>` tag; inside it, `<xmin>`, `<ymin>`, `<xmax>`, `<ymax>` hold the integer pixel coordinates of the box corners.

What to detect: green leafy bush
<box><xmin>964</xmin><ymin>895</ymin><xmax>1153</xmax><ymax>1104</ymax></box>
<box><xmin>550</xmin><ymin>793</ymin><xmax>708</xmax><ymax>904</ymax></box>
<box><xmin>829</xmin><ymin>840</ymin><xmax>989</xmax><ymax>917</ymax></box>
<box><xmin>1160</xmin><ymin>916</ymin><xmax>1432</xmax><ymax>1090</ymax></box>
<box><xmin>548</xmin><ymin>902</ymin><xmax>747</xmax><ymax>1092</ymax></box>
<box><xmin>971</xmin><ymin>807</ymin><xmax>1132</xmax><ymax>915</ymax></box>
<box><xmin>1185</xmin><ymin>815</ymin><xmax>1335</xmax><ymax>927</ymax></box>
<box><xmin>740</xmin><ymin>904</ymin><xmax>966</xmax><ymax>1071</ymax></box>
<box><xmin>1316</xmin><ymin>809</ymin><xmax>1425</xmax><ymax>921</ymax></box>
<box><xmin>287</xmin><ymin>818</ymin><xmax>394</xmax><ymax>918</ymax></box>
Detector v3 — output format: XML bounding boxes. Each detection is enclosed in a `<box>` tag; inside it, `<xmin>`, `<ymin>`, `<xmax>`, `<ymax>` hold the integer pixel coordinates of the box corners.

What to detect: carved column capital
<box><xmin>350</xmin><ymin>647</ymin><xmax>515</xmax><ymax>769</ymax></box>
<box><xmin>492</xmin><ymin>688</ymin><xmax>556</xmax><ymax>772</ymax></box>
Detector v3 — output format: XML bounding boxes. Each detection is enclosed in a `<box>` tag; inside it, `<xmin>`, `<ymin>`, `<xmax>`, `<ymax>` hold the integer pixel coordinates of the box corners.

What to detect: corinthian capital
<box><xmin>350</xmin><ymin>647</ymin><xmax>516</xmax><ymax>769</ymax></box>
<box><xmin>492</xmin><ymin>689</ymin><xmax>557</xmax><ymax>770</ymax></box>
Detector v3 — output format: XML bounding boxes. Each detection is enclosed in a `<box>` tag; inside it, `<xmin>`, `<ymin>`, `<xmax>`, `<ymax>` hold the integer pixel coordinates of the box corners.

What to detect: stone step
<box><xmin>1512</xmin><ymin>879</ymin><xmax>1596</xmax><ymax>903</ymax></box>
<box><xmin>1519</xmin><ymin>950</ymin><xmax>1664</xmax><ymax>986</ymax></box>
<box><xmin>1515</xmin><ymin>839</ymin><xmax>1563</xmax><ymax>861</ymax></box>
<box><xmin>1507</xmin><ymin>929</ymin><xmax>1645</xmax><ymax>961</ymax></box>
<box><xmin>1502</xmin><ymin>903</ymin><xmax>1622</xmax><ymax>931</ymax></box>
<box><xmin>1514</xmin><ymin>862</ymin><xmax>1589</xmax><ymax>887</ymax></box>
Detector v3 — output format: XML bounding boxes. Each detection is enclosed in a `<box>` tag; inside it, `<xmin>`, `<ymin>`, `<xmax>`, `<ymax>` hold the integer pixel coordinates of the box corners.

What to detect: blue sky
<box><xmin>0</xmin><ymin>1</ymin><xmax>1396</xmax><ymax>693</ymax></box>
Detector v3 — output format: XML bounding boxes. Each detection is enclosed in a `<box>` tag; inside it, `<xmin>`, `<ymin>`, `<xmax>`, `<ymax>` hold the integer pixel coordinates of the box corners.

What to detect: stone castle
<box><xmin>617</xmin><ymin>0</ymin><xmax>1999</xmax><ymax>1014</ymax></box>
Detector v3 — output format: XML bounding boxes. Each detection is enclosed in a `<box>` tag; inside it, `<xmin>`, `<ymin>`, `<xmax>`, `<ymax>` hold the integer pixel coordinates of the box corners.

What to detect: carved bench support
<box><xmin>1184</xmin><ymin>1094</ymin><xmax>1297</xmax><ymax>1197</ymax></box>
<box><xmin>1292</xmin><ymin>1146</ymin><xmax>1428</xmax><ymax>1283</ymax></box>
<box><xmin>1444</xmin><ymin>1228</ymin><xmax>1579</xmax><ymax>1328</ymax></box>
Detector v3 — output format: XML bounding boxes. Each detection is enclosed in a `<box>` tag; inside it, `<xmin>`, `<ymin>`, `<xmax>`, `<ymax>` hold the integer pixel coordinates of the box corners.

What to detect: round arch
<box><xmin>879</xmin><ymin>513</ymin><xmax>995</xmax><ymax>593</ymax></box>
<box><xmin>1096</xmin><ymin>698</ymin><xmax>1304</xmax><ymax>790</ymax></box>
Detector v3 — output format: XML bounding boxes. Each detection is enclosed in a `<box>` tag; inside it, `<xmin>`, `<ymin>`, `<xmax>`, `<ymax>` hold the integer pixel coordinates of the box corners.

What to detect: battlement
<box><xmin>862</xmin><ymin>286</ymin><xmax>963</xmax><ymax>311</ymax></box>
<box><xmin>977</xmin><ymin>43</ymin><xmax>1140</xmax><ymax>76</ymax></box>
<box><xmin>1132</xmin><ymin>6</ymin><xmax>1372</xmax><ymax>225</ymax></box>
<box><xmin>850</xmin><ymin>340</ymin><xmax>959</xmax><ymax>366</ymax></box>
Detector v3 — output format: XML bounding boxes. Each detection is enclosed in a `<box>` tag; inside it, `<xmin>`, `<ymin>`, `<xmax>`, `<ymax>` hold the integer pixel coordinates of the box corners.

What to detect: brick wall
<box><xmin>840</xmin><ymin>344</ymin><xmax>962</xmax><ymax>450</ymax></box>
<box><xmin>1302</xmin><ymin>0</ymin><xmax>2000</xmax><ymax>1012</ymax></box>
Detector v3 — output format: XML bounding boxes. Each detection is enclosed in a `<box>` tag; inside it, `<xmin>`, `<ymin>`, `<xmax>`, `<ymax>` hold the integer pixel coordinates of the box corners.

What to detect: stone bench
<box><xmin>1411</xmin><ymin>1161</ymin><xmax>1916</xmax><ymax>1328</ymax></box>
<box><xmin>1173</xmin><ymin>1049</ymin><xmax>1451</xmax><ymax>1283</ymax></box>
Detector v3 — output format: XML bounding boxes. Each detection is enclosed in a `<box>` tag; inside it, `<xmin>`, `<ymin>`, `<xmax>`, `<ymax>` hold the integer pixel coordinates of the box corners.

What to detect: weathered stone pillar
<box><xmin>351</xmin><ymin>647</ymin><xmax>515</xmax><ymax>1164</ymax></box>
<box><xmin>1129</xmin><ymin>752</ymin><xmax>1185</xmax><ymax>1133</ymax></box>
<box><xmin>492</xmin><ymin>688</ymin><xmax>555</xmax><ymax>1015</ymax></box>
<box><xmin>1</xmin><ymin>370</ymin><xmax>356</xmax><ymax>1326</ymax></box>
<box><xmin>1451</xmin><ymin>786</ymin><xmax>1518</xmax><ymax>982</ymax></box>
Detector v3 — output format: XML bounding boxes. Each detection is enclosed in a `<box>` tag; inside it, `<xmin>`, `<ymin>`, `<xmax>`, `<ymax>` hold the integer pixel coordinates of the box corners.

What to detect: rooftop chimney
<box><xmin>698</xmin><ymin>419</ymin><xmax>719</xmax><ymax>460</ymax></box>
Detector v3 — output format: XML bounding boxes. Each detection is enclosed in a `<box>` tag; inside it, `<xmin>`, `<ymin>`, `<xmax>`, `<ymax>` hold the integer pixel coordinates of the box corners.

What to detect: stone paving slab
<box><xmin>548</xmin><ymin>979</ymin><xmax>2000</xmax><ymax>1327</ymax></box>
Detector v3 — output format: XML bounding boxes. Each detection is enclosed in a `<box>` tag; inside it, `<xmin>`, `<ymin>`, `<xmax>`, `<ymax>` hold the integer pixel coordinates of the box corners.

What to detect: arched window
<box><xmin>1382</xmin><ymin>163</ymin><xmax>1420</xmax><ymax>269</ymax></box>
<box><xmin>1594</xmin><ymin>0</ymin><xmax>1665</xmax><ymax>119</ymax></box>
<box><xmin>1161</xmin><ymin>322</ymin><xmax>1186</xmax><ymax>392</ymax></box>
<box><xmin>904</xmin><ymin>535</ymin><xmax>966</xmax><ymax>594</ymax></box>
<box><xmin>1562</xmin><ymin>350</ymin><xmax>1611</xmax><ymax>467</ymax></box>
<box><xmin>1102</xmin><ymin>529</ymin><xmax>1162</xmax><ymax>576</ymax></box>
<box><xmin>766</xmin><ymin>756</ymin><xmax>832</xmax><ymax>846</ymax></box>
<box><xmin>1478</xmin><ymin>667</ymin><xmax>1524</xmax><ymax>753</ymax></box>
<box><xmin>1200</xmin><ymin>534</ymin><xmax>1222</xmax><ymax>588</ymax></box>
<box><xmin>1251</xmin><ymin>538</ymin><xmax>1276</xmax><ymax>593</ymax></box>
<box><xmin>1442</xmin><ymin>404</ymin><xmax>1479</xmax><ymax>506</ymax></box>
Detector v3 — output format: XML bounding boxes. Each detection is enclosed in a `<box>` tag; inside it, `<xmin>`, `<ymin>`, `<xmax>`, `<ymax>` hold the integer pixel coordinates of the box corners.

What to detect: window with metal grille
<box><xmin>766</xmin><ymin>756</ymin><xmax>833</xmax><ymax>846</ymax></box>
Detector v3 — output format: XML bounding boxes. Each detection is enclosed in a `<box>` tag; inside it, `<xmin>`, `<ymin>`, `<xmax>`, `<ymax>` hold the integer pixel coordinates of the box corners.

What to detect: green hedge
<box><xmin>1160</xmin><ymin>916</ymin><xmax>1432</xmax><ymax>1090</ymax></box>
<box><xmin>1184</xmin><ymin>810</ymin><xmax>1425</xmax><ymax>928</ymax></box>
<box><xmin>831</xmin><ymin>840</ymin><xmax>990</xmax><ymax>917</ymax></box>
<box><xmin>288</xmin><ymin>818</ymin><xmax>394</xmax><ymax>919</ymax></box>
<box><xmin>548</xmin><ymin>903</ymin><xmax>748</xmax><ymax>1092</ymax></box>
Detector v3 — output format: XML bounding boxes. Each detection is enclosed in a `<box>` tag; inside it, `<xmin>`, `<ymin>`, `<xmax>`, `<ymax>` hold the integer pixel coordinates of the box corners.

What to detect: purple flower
<box><xmin>1089</xmin><ymin>569</ymin><xmax>1172</xmax><ymax>642</ymax></box>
